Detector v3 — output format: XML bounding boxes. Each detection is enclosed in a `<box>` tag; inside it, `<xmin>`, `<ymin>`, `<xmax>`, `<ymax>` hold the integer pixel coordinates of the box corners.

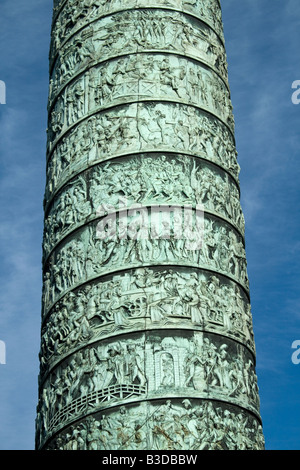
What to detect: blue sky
<box><xmin>0</xmin><ymin>0</ymin><xmax>299</xmax><ymax>451</ymax></box>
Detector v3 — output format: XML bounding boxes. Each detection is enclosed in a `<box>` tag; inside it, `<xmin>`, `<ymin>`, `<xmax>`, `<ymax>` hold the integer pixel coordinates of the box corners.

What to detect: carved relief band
<box><xmin>48</xmin><ymin>53</ymin><xmax>232</xmax><ymax>140</ymax></box>
<box><xmin>43</xmin><ymin>154</ymin><xmax>244</xmax><ymax>262</ymax></box>
<box><xmin>45</xmin><ymin>103</ymin><xmax>239</xmax><ymax>204</ymax></box>
<box><xmin>51</xmin><ymin>0</ymin><xmax>224</xmax><ymax>61</ymax></box>
<box><xmin>49</xmin><ymin>6</ymin><xmax>227</xmax><ymax>93</ymax></box>
<box><xmin>40</xmin><ymin>267</ymin><xmax>256</xmax><ymax>371</ymax></box>
<box><xmin>42</xmin><ymin>211</ymin><xmax>249</xmax><ymax>314</ymax></box>
<box><xmin>37</xmin><ymin>331</ymin><xmax>261</xmax><ymax>448</ymax></box>
<box><xmin>42</xmin><ymin>399</ymin><xmax>264</xmax><ymax>450</ymax></box>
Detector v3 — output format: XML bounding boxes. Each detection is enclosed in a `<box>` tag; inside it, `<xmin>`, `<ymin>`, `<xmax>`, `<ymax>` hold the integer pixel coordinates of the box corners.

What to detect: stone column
<box><xmin>36</xmin><ymin>0</ymin><xmax>265</xmax><ymax>450</ymax></box>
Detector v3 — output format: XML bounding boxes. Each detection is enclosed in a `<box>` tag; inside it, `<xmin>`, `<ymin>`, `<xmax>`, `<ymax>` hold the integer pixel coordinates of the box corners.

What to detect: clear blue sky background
<box><xmin>0</xmin><ymin>0</ymin><xmax>299</xmax><ymax>450</ymax></box>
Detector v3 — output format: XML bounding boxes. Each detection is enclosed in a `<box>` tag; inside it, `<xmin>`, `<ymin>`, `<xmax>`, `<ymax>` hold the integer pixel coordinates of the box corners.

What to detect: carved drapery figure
<box><xmin>37</xmin><ymin>0</ymin><xmax>264</xmax><ymax>450</ymax></box>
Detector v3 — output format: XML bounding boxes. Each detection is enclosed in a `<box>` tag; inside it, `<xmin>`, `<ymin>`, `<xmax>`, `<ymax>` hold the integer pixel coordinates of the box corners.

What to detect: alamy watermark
<box><xmin>0</xmin><ymin>340</ymin><xmax>6</xmax><ymax>365</ymax></box>
<box><xmin>291</xmin><ymin>80</ymin><xmax>300</xmax><ymax>105</ymax></box>
<box><xmin>96</xmin><ymin>198</ymin><xmax>205</xmax><ymax>251</ymax></box>
<box><xmin>291</xmin><ymin>340</ymin><xmax>300</xmax><ymax>365</ymax></box>
<box><xmin>0</xmin><ymin>80</ymin><xmax>6</xmax><ymax>105</ymax></box>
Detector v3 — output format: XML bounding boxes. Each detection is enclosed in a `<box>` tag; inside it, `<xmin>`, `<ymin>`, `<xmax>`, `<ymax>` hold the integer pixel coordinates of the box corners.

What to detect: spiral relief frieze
<box><xmin>36</xmin><ymin>0</ymin><xmax>264</xmax><ymax>450</ymax></box>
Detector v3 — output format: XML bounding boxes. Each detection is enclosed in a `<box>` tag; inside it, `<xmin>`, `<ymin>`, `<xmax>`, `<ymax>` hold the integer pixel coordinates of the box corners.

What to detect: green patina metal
<box><xmin>36</xmin><ymin>0</ymin><xmax>264</xmax><ymax>450</ymax></box>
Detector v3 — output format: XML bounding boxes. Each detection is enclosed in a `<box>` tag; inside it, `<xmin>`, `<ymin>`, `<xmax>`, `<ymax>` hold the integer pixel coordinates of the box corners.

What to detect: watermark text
<box><xmin>96</xmin><ymin>199</ymin><xmax>205</xmax><ymax>251</ymax></box>
<box><xmin>0</xmin><ymin>340</ymin><xmax>6</xmax><ymax>365</ymax></box>
<box><xmin>0</xmin><ymin>81</ymin><xmax>6</xmax><ymax>105</ymax></box>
